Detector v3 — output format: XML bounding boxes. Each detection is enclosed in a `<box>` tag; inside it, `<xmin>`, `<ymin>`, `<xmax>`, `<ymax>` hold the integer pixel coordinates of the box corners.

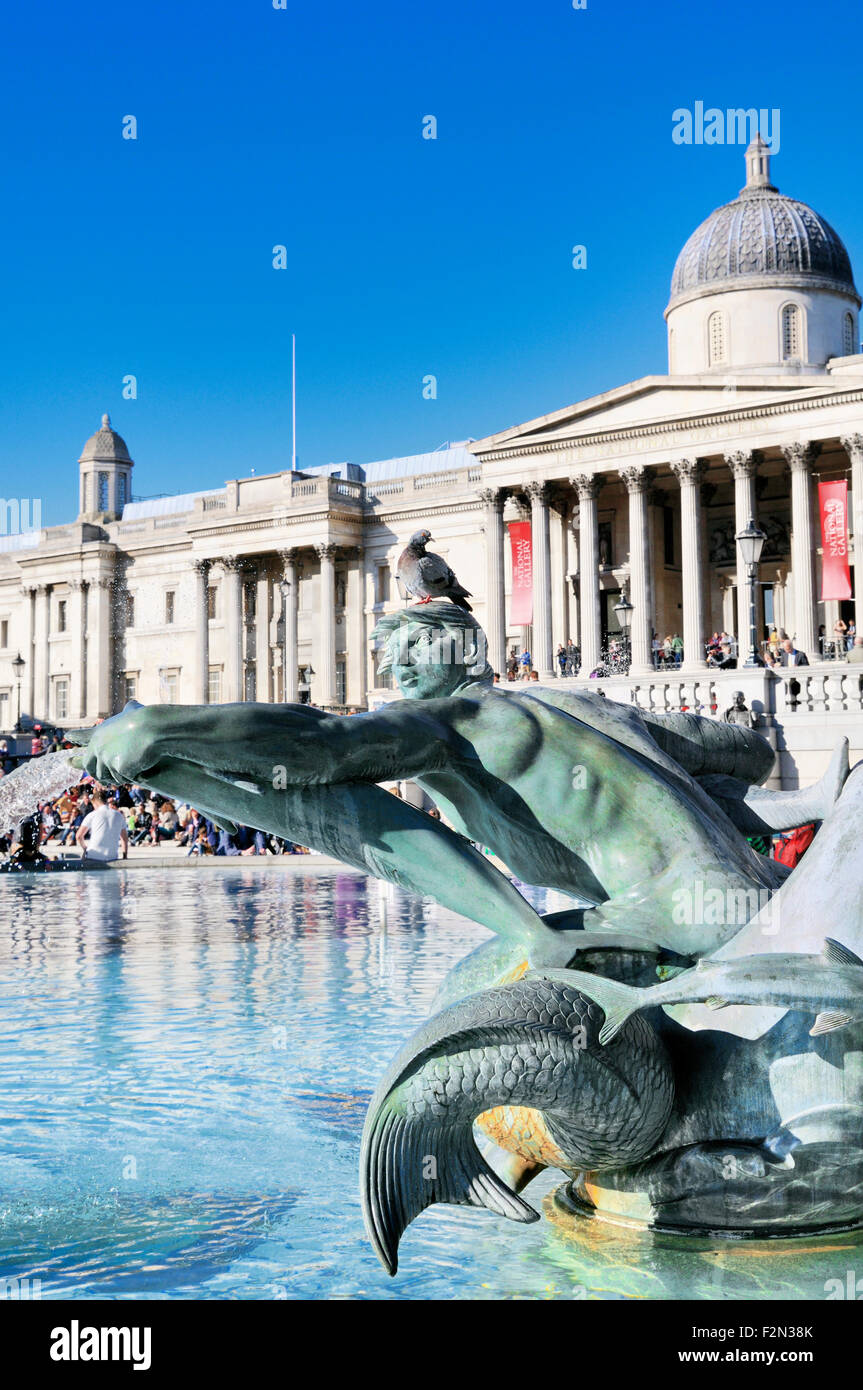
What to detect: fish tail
<box><xmin>362</xmin><ymin>1102</ymin><xmax>538</xmax><ymax>1276</ymax></box>
<box><xmin>360</xmin><ymin>977</ymin><xmax>600</xmax><ymax>1273</ymax></box>
<box><xmin>534</xmin><ymin>968</ymin><xmax>644</xmax><ymax>1045</ymax></box>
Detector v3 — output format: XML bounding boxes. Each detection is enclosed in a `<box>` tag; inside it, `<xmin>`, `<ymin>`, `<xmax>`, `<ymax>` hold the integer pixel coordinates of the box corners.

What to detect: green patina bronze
<box><xmin>69</xmin><ymin>599</ymin><xmax>863</xmax><ymax>1271</ymax></box>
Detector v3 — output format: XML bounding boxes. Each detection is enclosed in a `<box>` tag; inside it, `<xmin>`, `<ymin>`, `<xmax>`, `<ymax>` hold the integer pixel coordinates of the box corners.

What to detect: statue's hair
<box><xmin>372</xmin><ymin>603</ymin><xmax>493</xmax><ymax>682</ymax></box>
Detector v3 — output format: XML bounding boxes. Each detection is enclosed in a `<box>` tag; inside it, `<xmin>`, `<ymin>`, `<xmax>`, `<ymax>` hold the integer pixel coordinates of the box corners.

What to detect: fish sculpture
<box><xmin>535</xmin><ymin>938</ymin><xmax>863</xmax><ymax>1045</ymax></box>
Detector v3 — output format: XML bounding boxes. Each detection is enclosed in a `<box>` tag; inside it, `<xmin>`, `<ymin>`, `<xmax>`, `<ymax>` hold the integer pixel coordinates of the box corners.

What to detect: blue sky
<box><xmin>1</xmin><ymin>0</ymin><xmax>860</xmax><ymax>523</ymax></box>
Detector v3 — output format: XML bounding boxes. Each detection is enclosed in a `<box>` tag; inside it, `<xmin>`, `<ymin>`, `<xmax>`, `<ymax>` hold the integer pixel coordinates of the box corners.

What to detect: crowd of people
<box><xmin>492</xmin><ymin>620</ymin><xmax>863</xmax><ymax>683</ymax></box>
<box><xmin>0</xmin><ymin>740</ymin><xmax>309</xmax><ymax>863</ymax></box>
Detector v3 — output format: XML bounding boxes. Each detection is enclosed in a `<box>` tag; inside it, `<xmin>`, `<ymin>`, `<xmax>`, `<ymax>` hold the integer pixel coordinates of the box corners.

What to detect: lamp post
<box><xmin>298</xmin><ymin>663</ymin><xmax>315</xmax><ymax>705</ymax></box>
<box><xmin>11</xmin><ymin>651</ymin><xmax>25</xmax><ymax>733</ymax></box>
<box><xmin>735</xmin><ymin>517</ymin><xmax>767</xmax><ymax>667</ymax></box>
<box><xmin>613</xmin><ymin>590</ymin><xmax>634</xmax><ymax>670</ymax></box>
<box><xmin>279</xmin><ymin>579</ymin><xmax>290</xmax><ymax>701</ymax></box>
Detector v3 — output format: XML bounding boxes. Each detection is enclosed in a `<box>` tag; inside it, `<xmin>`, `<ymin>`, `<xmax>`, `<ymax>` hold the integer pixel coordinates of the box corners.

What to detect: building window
<box><xmin>54</xmin><ymin>678</ymin><xmax>69</xmax><ymax>722</ymax></box>
<box><xmin>244</xmin><ymin>665</ymin><xmax>256</xmax><ymax>701</ymax></box>
<box><xmin>207</xmin><ymin>586</ymin><xmax>217</xmax><ymax>620</ymax></box>
<box><xmin>208</xmin><ymin>667</ymin><xmax>222</xmax><ymax>703</ymax></box>
<box><xmin>781</xmin><ymin>304</ymin><xmax>801</xmax><ymax>360</ymax></box>
<box><xmin>244</xmin><ymin>582</ymin><xmax>256</xmax><ymax>621</ymax></box>
<box><xmin>57</xmin><ymin>599</ymin><xmax>67</xmax><ymax>633</ymax></box>
<box><xmin>844</xmin><ymin>312</ymin><xmax>856</xmax><ymax>357</ymax></box>
<box><xmin>0</xmin><ymin>691</ymin><xmax>8</xmax><ymax>729</ymax></box>
<box><xmin>336</xmin><ymin>659</ymin><xmax>346</xmax><ymax>706</ymax></box>
<box><xmin>165</xmin><ymin>591</ymin><xmax>175</xmax><ymax>624</ymax></box>
<box><xmin>708</xmin><ymin>311</ymin><xmax>726</xmax><ymax>366</ymax></box>
<box><xmin>159</xmin><ymin>670</ymin><xmax>179</xmax><ymax>704</ymax></box>
<box><xmin>376</xmin><ymin>564</ymin><xmax>391</xmax><ymax>605</ymax></box>
<box><xmin>124</xmin><ymin>674</ymin><xmax>137</xmax><ymax>704</ymax></box>
<box><xmin>125</xmin><ymin>593</ymin><xmax>135</xmax><ymax>628</ymax></box>
<box><xmin>118</xmin><ymin>474</ymin><xmax>127</xmax><ymax>510</ymax></box>
<box><xmin>0</xmin><ymin>619</ymin><xmax>7</xmax><ymax>648</ymax></box>
<box><xmin>98</xmin><ymin>471</ymin><xmax>109</xmax><ymax>511</ymax></box>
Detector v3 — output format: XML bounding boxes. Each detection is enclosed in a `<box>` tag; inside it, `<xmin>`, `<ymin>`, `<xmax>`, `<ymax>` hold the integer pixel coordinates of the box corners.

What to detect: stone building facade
<box><xmin>1</xmin><ymin>139</ymin><xmax>862</xmax><ymax>784</ymax></box>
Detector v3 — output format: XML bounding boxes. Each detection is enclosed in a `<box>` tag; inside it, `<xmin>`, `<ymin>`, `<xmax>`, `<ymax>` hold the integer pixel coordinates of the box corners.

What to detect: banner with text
<box><xmin>508</xmin><ymin>520</ymin><xmax>533</xmax><ymax>625</ymax></box>
<box><xmin>819</xmin><ymin>479</ymin><xmax>852</xmax><ymax>601</ymax></box>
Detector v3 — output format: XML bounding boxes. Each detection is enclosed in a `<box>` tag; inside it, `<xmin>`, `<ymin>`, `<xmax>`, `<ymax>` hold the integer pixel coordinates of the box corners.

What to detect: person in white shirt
<box><xmin>76</xmin><ymin>789</ymin><xmax>129</xmax><ymax>862</ymax></box>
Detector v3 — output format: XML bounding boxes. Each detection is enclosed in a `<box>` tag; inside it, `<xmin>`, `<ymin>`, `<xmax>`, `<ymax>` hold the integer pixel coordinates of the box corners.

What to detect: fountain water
<box><xmin>0</xmin><ymin>751</ymin><xmax>82</xmax><ymax>835</ymax></box>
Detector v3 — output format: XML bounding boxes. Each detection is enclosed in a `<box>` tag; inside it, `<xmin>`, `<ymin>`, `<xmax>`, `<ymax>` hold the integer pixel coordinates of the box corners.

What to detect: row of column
<box><xmin>20</xmin><ymin>576</ymin><xmax>112</xmax><ymax>722</ymax></box>
<box><xmin>192</xmin><ymin>545</ymin><xmax>342</xmax><ymax>708</ymax></box>
<box><xmin>479</xmin><ymin>437</ymin><xmax>840</xmax><ymax>677</ymax></box>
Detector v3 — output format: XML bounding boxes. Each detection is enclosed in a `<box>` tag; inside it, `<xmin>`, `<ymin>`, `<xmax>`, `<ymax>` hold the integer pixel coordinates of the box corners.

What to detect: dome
<box><xmin>667</xmin><ymin>137</ymin><xmax>859</xmax><ymax>312</ymax></box>
<box><xmin>78</xmin><ymin>412</ymin><xmax>133</xmax><ymax>464</ymax></box>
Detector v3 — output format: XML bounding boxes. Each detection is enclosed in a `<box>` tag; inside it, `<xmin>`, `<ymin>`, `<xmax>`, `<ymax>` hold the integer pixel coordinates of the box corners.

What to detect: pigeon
<box><xmin>396</xmin><ymin>528</ymin><xmax>473</xmax><ymax>611</ymax></box>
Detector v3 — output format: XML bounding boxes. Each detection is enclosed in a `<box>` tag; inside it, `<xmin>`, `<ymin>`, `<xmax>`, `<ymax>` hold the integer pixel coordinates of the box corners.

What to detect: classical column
<box><xmin>255</xmin><ymin>566</ymin><xmax>272</xmax><ymax>704</ymax></box>
<box><xmin>572</xmin><ymin>475</ymin><xmax>603</xmax><ymax>675</ymax></box>
<box><xmin>279</xmin><ymin>548</ymin><xmax>300</xmax><ymax>703</ymax></box>
<box><xmin>526</xmin><ymin>482</ymin><xmax>553</xmax><ymax>677</ymax></box>
<box><xmin>346</xmin><ymin>548</ymin><xmax>366</xmax><ymax>707</ymax></box>
<box><xmin>670</xmin><ymin>458</ymin><xmax>708</xmax><ymax>669</ymax></box>
<box><xmin>565</xmin><ymin>506</ymin><xmax>580</xmax><ymax>646</ymax></box>
<box><xmin>221</xmin><ymin>558</ymin><xmax>244</xmax><ymax>702</ymax></box>
<box><xmin>725</xmin><ymin>450</ymin><xmax>761</xmax><ymax>651</ymax></box>
<box><xmin>33</xmin><ymin>584</ymin><xmax>51</xmax><ymax>719</ymax></box>
<box><xmin>841</xmin><ymin>434</ymin><xmax>863</xmax><ymax>631</ymax></box>
<box><xmin>782</xmin><ymin>442</ymin><xmax>819</xmax><ymax>659</ymax></box>
<box><xmin>620</xmin><ymin>465</ymin><xmax>653</xmax><ymax>674</ymax></box>
<box><xmin>192</xmin><ymin>559</ymin><xmax>211</xmax><ymax>703</ymax></box>
<box><xmin>69</xmin><ymin>580</ymin><xmax>87</xmax><ymax>719</ymax></box>
<box><xmin>86</xmin><ymin>577</ymin><xmax>114</xmax><ymax>719</ymax></box>
<box><xmin>316</xmin><ymin>543</ymin><xmax>338</xmax><ymax>707</ymax></box>
<box><xmin>20</xmin><ymin>586</ymin><xmax>36</xmax><ymax>718</ymax></box>
<box><xmin>478</xmin><ymin>488</ymin><xmax>506</xmax><ymax>676</ymax></box>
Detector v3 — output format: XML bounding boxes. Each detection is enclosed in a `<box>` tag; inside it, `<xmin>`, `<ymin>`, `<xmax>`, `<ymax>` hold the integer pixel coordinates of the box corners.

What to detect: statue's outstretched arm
<box><xmin>71</xmin><ymin>698</ymin><xmax>463</xmax><ymax>791</ymax></box>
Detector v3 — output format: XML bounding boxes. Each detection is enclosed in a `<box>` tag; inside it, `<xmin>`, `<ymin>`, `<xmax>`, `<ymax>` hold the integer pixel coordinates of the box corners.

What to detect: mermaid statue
<box><xmin>69</xmin><ymin>600</ymin><xmax>863</xmax><ymax>1274</ymax></box>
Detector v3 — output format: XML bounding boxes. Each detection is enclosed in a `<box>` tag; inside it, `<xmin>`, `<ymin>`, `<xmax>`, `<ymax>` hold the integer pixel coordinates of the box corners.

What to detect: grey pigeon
<box><xmin>396</xmin><ymin>529</ymin><xmax>473</xmax><ymax>611</ymax></box>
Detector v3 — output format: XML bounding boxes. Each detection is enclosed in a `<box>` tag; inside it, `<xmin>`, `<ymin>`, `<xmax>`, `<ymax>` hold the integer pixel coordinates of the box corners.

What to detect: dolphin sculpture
<box><xmin>360</xmin><ymin>974</ymin><xmax>674</xmax><ymax>1274</ymax></box>
<box><xmin>535</xmin><ymin>937</ymin><xmax>863</xmax><ymax>1045</ymax></box>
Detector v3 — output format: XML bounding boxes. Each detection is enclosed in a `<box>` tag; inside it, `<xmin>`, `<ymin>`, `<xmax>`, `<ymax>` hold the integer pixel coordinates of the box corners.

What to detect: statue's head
<box><xmin>373</xmin><ymin>602</ymin><xmax>493</xmax><ymax>699</ymax></box>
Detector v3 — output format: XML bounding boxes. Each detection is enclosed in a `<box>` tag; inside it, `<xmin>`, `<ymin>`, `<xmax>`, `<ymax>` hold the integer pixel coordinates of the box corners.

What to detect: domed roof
<box><xmin>78</xmin><ymin>413</ymin><xmax>133</xmax><ymax>464</ymax></box>
<box><xmin>668</xmin><ymin>137</ymin><xmax>859</xmax><ymax>311</ymax></box>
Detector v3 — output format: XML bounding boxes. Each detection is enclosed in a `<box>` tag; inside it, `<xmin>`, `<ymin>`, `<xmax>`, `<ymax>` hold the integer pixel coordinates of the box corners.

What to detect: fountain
<box><xmin>57</xmin><ymin>598</ymin><xmax>862</xmax><ymax>1277</ymax></box>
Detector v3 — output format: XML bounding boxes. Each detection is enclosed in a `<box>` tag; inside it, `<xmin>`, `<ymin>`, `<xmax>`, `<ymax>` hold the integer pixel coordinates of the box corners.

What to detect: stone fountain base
<box><xmin>548</xmin><ymin>1134</ymin><xmax>863</xmax><ymax>1240</ymax></box>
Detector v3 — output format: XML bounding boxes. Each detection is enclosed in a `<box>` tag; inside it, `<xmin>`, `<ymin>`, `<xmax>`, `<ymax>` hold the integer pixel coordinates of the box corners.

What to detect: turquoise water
<box><xmin>0</xmin><ymin>868</ymin><xmax>859</xmax><ymax>1301</ymax></box>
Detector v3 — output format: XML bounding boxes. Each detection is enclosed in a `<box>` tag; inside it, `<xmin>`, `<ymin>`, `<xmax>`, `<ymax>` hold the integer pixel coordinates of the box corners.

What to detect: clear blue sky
<box><xmin>1</xmin><ymin>0</ymin><xmax>860</xmax><ymax>523</ymax></box>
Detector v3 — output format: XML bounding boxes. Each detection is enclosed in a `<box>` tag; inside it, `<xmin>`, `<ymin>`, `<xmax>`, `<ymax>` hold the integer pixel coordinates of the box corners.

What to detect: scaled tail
<box><xmin>534</xmin><ymin>968</ymin><xmax>644</xmax><ymax>1045</ymax></box>
<box><xmin>362</xmin><ymin>1101</ymin><xmax>538</xmax><ymax>1276</ymax></box>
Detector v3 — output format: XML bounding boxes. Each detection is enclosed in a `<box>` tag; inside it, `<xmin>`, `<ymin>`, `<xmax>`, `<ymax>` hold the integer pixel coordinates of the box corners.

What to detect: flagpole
<box><xmin>291</xmin><ymin>333</ymin><xmax>297</xmax><ymax>473</ymax></box>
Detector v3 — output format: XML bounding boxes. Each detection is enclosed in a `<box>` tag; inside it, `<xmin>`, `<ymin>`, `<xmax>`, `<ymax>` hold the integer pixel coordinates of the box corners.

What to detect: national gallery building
<box><xmin>2</xmin><ymin>138</ymin><xmax>862</xmax><ymax>782</ymax></box>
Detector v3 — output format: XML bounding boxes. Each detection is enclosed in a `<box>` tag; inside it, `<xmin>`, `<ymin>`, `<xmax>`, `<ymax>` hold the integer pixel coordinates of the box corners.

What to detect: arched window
<box><xmin>708</xmin><ymin>311</ymin><xmax>726</xmax><ymax>366</ymax></box>
<box><xmin>781</xmin><ymin>303</ymin><xmax>801</xmax><ymax>361</ymax></box>
<box><xmin>844</xmin><ymin>312</ymin><xmax>856</xmax><ymax>357</ymax></box>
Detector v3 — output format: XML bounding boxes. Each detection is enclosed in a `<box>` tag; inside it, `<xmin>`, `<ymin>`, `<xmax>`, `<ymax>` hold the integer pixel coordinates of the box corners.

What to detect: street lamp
<box><xmin>11</xmin><ymin>651</ymin><xmax>25</xmax><ymax>733</ymax></box>
<box><xmin>735</xmin><ymin>517</ymin><xmax>767</xmax><ymax>667</ymax></box>
<box><xmin>279</xmin><ymin>579</ymin><xmax>291</xmax><ymax>701</ymax></box>
<box><xmin>613</xmin><ymin>590</ymin><xmax>634</xmax><ymax>669</ymax></box>
<box><xmin>298</xmin><ymin>663</ymin><xmax>315</xmax><ymax>705</ymax></box>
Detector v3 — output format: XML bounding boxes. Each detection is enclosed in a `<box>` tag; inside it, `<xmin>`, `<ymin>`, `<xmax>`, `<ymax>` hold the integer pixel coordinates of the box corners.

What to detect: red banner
<box><xmin>508</xmin><ymin>520</ymin><xmax>533</xmax><ymax>625</ymax></box>
<box><xmin>819</xmin><ymin>479</ymin><xmax>852</xmax><ymax>601</ymax></box>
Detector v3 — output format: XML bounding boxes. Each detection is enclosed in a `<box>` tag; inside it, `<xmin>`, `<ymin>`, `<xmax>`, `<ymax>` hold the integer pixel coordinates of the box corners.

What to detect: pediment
<box><xmin>470</xmin><ymin>373</ymin><xmax>848</xmax><ymax>457</ymax></box>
